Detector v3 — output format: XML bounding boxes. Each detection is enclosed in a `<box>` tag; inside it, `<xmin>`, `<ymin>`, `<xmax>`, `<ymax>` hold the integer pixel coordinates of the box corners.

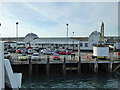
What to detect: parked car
<box><xmin>32</xmin><ymin>53</ymin><xmax>39</xmax><ymax>61</ymax></box>
<box><xmin>7</xmin><ymin>48</ymin><xmax>16</xmax><ymax>53</ymax></box>
<box><xmin>27</xmin><ymin>49</ymin><xmax>34</xmax><ymax>54</ymax></box>
<box><xmin>4</xmin><ymin>52</ymin><xmax>11</xmax><ymax>59</ymax></box>
<box><xmin>18</xmin><ymin>54</ymin><xmax>29</xmax><ymax>61</ymax></box>
<box><xmin>16</xmin><ymin>49</ymin><xmax>21</xmax><ymax>53</ymax></box>
<box><xmin>43</xmin><ymin>50</ymin><xmax>55</xmax><ymax>55</ymax></box>
<box><xmin>21</xmin><ymin>49</ymin><xmax>28</xmax><ymax>53</ymax></box>
<box><xmin>59</xmin><ymin>50</ymin><xmax>72</xmax><ymax>55</ymax></box>
<box><xmin>53</xmin><ymin>53</ymin><xmax>60</xmax><ymax>60</ymax></box>
<box><xmin>41</xmin><ymin>49</ymin><xmax>46</xmax><ymax>53</ymax></box>
<box><xmin>33</xmin><ymin>48</ymin><xmax>39</xmax><ymax>52</ymax></box>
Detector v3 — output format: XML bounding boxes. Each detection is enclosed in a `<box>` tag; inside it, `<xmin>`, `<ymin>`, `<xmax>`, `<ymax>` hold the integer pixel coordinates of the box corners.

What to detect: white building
<box><xmin>24</xmin><ymin>31</ymin><xmax>101</xmax><ymax>51</ymax></box>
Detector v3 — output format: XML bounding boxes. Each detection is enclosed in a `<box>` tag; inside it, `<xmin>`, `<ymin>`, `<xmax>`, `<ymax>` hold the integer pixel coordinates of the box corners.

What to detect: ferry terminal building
<box><xmin>1</xmin><ymin>31</ymin><xmax>117</xmax><ymax>51</ymax></box>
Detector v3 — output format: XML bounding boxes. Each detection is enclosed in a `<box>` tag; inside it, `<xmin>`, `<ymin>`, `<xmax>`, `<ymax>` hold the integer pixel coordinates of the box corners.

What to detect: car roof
<box><xmin>33</xmin><ymin>53</ymin><xmax>39</xmax><ymax>54</ymax></box>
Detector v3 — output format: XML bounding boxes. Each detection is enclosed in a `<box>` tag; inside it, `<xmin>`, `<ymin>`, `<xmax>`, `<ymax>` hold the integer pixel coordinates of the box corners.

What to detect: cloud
<box><xmin>0</xmin><ymin>2</ymin><xmax>118</xmax><ymax>37</ymax></box>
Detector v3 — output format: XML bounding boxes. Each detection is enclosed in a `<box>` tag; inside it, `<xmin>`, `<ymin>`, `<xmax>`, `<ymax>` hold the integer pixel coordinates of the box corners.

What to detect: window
<box><xmin>85</xmin><ymin>43</ymin><xmax>88</xmax><ymax>47</ymax></box>
<box><xmin>80</xmin><ymin>43</ymin><xmax>83</xmax><ymax>47</ymax></box>
<box><xmin>71</xmin><ymin>44</ymin><xmax>73</xmax><ymax>46</ymax></box>
<box><xmin>92</xmin><ymin>43</ymin><xmax>96</xmax><ymax>46</ymax></box>
<box><xmin>76</xmin><ymin>45</ymin><xmax>78</xmax><ymax>47</ymax></box>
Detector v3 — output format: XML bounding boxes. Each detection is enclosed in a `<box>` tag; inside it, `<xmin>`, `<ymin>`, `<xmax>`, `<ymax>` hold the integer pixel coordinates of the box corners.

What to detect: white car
<box><xmin>41</xmin><ymin>49</ymin><xmax>46</xmax><ymax>53</ymax></box>
<box><xmin>32</xmin><ymin>53</ymin><xmax>39</xmax><ymax>60</ymax></box>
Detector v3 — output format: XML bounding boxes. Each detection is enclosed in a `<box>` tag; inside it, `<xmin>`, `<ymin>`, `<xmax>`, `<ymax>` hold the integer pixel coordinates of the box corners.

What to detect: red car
<box><xmin>16</xmin><ymin>49</ymin><xmax>21</xmax><ymax>53</ymax></box>
<box><xmin>59</xmin><ymin>50</ymin><xmax>72</xmax><ymax>55</ymax></box>
<box><xmin>53</xmin><ymin>53</ymin><xmax>60</xmax><ymax>60</ymax></box>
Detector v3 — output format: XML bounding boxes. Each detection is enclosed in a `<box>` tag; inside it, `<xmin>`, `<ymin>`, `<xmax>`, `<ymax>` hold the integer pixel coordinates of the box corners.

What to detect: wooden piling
<box><xmin>46</xmin><ymin>56</ymin><xmax>50</xmax><ymax>77</ymax></box>
<box><xmin>94</xmin><ymin>58</ymin><xmax>98</xmax><ymax>73</ymax></box>
<box><xmin>77</xmin><ymin>56</ymin><xmax>81</xmax><ymax>74</ymax></box>
<box><xmin>108</xmin><ymin>59</ymin><xmax>113</xmax><ymax>73</ymax></box>
<box><xmin>29</xmin><ymin>56</ymin><xmax>32</xmax><ymax>76</ymax></box>
<box><xmin>63</xmin><ymin>56</ymin><xmax>66</xmax><ymax>75</ymax></box>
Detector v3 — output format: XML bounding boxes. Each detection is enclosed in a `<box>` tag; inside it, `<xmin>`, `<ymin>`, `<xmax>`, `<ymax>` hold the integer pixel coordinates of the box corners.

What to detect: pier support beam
<box><xmin>46</xmin><ymin>56</ymin><xmax>50</xmax><ymax>77</ymax></box>
<box><xmin>29</xmin><ymin>56</ymin><xmax>32</xmax><ymax>76</ymax></box>
<box><xmin>94</xmin><ymin>58</ymin><xmax>98</xmax><ymax>73</ymax></box>
<box><xmin>63</xmin><ymin>56</ymin><xmax>66</xmax><ymax>76</ymax></box>
<box><xmin>77</xmin><ymin>42</ymin><xmax>81</xmax><ymax>74</ymax></box>
<box><xmin>77</xmin><ymin>56</ymin><xmax>81</xmax><ymax>74</ymax></box>
<box><xmin>108</xmin><ymin>60</ymin><xmax>113</xmax><ymax>73</ymax></box>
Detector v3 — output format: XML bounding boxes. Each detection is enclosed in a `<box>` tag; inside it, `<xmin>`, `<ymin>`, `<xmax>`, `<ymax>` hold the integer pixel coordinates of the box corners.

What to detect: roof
<box><xmin>25</xmin><ymin>33</ymin><xmax>38</xmax><ymax>37</ymax></box>
<box><xmin>90</xmin><ymin>31</ymin><xmax>100</xmax><ymax>35</ymax></box>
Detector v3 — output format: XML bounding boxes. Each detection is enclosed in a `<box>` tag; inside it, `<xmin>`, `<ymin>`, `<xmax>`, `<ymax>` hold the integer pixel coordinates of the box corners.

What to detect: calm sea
<box><xmin>21</xmin><ymin>72</ymin><xmax>120</xmax><ymax>89</ymax></box>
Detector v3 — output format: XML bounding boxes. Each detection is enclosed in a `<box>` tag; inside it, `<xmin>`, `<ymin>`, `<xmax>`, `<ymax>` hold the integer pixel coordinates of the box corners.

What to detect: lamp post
<box><xmin>16</xmin><ymin>22</ymin><xmax>19</xmax><ymax>61</ymax></box>
<box><xmin>66</xmin><ymin>24</ymin><xmax>69</xmax><ymax>60</ymax></box>
<box><xmin>73</xmin><ymin>32</ymin><xmax>74</xmax><ymax>51</ymax></box>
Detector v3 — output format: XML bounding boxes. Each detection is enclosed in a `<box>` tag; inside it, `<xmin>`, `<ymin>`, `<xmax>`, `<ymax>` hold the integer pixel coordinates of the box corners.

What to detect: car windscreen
<box><xmin>22</xmin><ymin>54</ymin><xmax>27</xmax><ymax>56</ymax></box>
<box><xmin>33</xmin><ymin>54</ymin><xmax>39</xmax><ymax>56</ymax></box>
<box><xmin>54</xmin><ymin>54</ymin><xmax>59</xmax><ymax>56</ymax></box>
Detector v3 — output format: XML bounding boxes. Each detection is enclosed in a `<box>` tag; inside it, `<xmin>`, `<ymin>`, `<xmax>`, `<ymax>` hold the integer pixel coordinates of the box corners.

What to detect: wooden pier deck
<box><xmin>10</xmin><ymin>58</ymin><xmax>120</xmax><ymax>76</ymax></box>
<box><xmin>11</xmin><ymin>59</ymin><xmax>120</xmax><ymax>64</ymax></box>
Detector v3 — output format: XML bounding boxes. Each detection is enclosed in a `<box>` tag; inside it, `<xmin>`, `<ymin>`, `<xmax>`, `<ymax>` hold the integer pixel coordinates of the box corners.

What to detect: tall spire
<box><xmin>100</xmin><ymin>21</ymin><xmax>104</xmax><ymax>44</ymax></box>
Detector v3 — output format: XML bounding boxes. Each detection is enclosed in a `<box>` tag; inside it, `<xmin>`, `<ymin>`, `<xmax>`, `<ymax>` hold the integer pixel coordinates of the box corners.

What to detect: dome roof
<box><xmin>90</xmin><ymin>31</ymin><xmax>100</xmax><ymax>35</ymax></box>
<box><xmin>25</xmin><ymin>33</ymin><xmax>38</xmax><ymax>38</ymax></box>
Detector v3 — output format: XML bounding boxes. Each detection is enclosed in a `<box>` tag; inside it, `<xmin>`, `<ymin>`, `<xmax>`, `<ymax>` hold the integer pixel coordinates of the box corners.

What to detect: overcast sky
<box><xmin>0</xmin><ymin>2</ymin><xmax>118</xmax><ymax>37</ymax></box>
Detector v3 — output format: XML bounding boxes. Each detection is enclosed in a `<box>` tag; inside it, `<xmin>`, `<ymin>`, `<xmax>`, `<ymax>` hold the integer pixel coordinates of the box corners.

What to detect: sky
<box><xmin>0</xmin><ymin>2</ymin><xmax>118</xmax><ymax>37</ymax></box>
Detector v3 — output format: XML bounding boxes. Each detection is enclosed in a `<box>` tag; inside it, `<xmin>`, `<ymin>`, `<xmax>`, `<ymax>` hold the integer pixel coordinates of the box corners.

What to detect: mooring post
<box><xmin>63</xmin><ymin>56</ymin><xmax>66</xmax><ymax>75</ymax></box>
<box><xmin>29</xmin><ymin>55</ymin><xmax>32</xmax><ymax>76</ymax></box>
<box><xmin>109</xmin><ymin>59</ymin><xmax>112</xmax><ymax>73</ymax></box>
<box><xmin>78</xmin><ymin>56</ymin><xmax>81</xmax><ymax>74</ymax></box>
<box><xmin>94</xmin><ymin>58</ymin><xmax>98</xmax><ymax>73</ymax></box>
<box><xmin>46</xmin><ymin>56</ymin><xmax>50</xmax><ymax>77</ymax></box>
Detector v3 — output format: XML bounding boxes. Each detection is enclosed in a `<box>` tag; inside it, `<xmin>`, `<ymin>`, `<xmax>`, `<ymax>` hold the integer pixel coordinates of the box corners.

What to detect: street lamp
<box><xmin>16</xmin><ymin>22</ymin><xmax>19</xmax><ymax>38</ymax></box>
<box><xmin>16</xmin><ymin>22</ymin><xmax>19</xmax><ymax>61</ymax></box>
<box><xmin>66</xmin><ymin>23</ymin><xmax>69</xmax><ymax>60</ymax></box>
<box><xmin>73</xmin><ymin>32</ymin><xmax>74</xmax><ymax>51</ymax></box>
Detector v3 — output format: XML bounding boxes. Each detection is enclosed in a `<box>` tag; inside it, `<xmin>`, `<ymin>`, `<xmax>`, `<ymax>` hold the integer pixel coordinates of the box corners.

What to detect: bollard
<box><xmin>29</xmin><ymin>56</ymin><xmax>32</xmax><ymax>76</ymax></box>
<box><xmin>94</xmin><ymin>58</ymin><xmax>98</xmax><ymax>73</ymax></box>
<box><xmin>63</xmin><ymin>56</ymin><xmax>66</xmax><ymax>75</ymax></box>
<box><xmin>78</xmin><ymin>56</ymin><xmax>81</xmax><ymax>74</ymax></box>
<box><xmin>46</xmin><ymin>56</ymin><xmax>50</xmax><ymax>77</ymax></box>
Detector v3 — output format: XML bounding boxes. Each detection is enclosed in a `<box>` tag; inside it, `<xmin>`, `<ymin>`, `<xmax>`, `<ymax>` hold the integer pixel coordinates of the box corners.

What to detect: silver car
<box><xmin>32</xmin><ymin>53</ymin><xmax>39</xmax><ymax>60</ymax></box>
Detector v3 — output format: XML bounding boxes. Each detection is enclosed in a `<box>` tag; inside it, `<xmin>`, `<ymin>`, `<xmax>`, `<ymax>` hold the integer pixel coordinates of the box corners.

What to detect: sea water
<box><xmin>21</xmin><ymin>72</ymin><xmax>120</xmax><ymax>89</ymax></box>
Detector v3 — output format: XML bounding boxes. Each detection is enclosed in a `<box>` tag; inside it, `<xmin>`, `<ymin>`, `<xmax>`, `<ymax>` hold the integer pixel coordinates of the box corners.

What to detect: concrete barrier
<box><xmin>0</xmin><ymin>42</ymin><xmax>5</xmax><ymax>90</ymax></box>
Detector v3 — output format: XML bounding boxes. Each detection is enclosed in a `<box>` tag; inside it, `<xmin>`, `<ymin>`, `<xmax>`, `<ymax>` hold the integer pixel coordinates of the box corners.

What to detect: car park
<box><xmin>53</xmin><ymin>53</ymin><xmax>60</xmax><ymax>60</ymax></box>
<box><xmin>32</xmin><ymin>53</ymin><xmax>39</xmax><ymax>60</ymax></box>
<box><xmin>18</xmin><ymin>54</ymin><xmax>29</xmax><ymax>61</ymax></box>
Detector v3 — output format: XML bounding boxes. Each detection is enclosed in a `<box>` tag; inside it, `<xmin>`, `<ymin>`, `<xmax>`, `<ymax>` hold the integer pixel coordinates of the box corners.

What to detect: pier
<box><xmin>10</xmin><ymin>57</ymin><xmax>120</xmax><ymax>76</ymax></box>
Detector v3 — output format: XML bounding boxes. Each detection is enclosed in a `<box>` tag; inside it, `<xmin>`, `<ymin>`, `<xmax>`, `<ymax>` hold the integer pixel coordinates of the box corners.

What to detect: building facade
<box><xmin>1</xmin><ymin>31</ymin><xmax>118</xmax><ymax>51</ymax></box>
